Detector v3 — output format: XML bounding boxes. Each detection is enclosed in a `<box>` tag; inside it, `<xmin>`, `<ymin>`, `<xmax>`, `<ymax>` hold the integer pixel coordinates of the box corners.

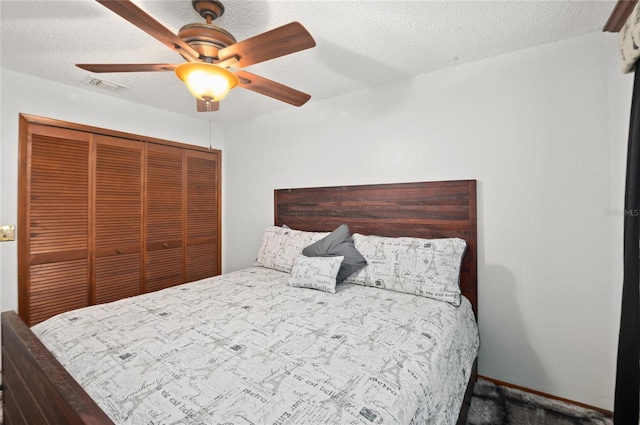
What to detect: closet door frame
<box><xmin>18</xmin><ymin>113</ymin><xmax>222</xmax><ymax>326</ymax></box>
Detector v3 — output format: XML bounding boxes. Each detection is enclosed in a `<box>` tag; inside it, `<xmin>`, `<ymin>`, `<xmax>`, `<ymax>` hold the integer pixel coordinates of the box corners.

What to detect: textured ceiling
<box><xmin>1</xmin><ymin>0</ymin><xmax>616</xmax><ymax>124</ymax></box>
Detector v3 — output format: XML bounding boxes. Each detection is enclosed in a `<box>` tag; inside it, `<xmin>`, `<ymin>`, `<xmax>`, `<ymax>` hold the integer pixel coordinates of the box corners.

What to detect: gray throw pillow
<box><xmin>302</xmin><ymin>224</ymin><xmax>367</xmax><ymax>282</ymax></box>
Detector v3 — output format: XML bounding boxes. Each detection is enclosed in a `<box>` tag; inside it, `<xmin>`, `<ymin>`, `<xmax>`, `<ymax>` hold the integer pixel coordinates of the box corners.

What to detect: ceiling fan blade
<box><xmin>77</xmin><ymin>64</ymin><xmax>177</xmax><ymax>73</ymax></box>
<box><xmin>218</xmin><ymin>22</ymin><xmax>315</xmax><ymax>68</ymax></box>
<box><xmin>235</xmin><ymin>70</ymin><xmax>310</xmax><ymax>107</ymax></box>
<box><xmin>96</xmin><ymin>0</ymin><xmax>200</xmax><ymax>62</ymax></box>
<box><xmin>197</xmin><ymin>99</ymin><xmax>220</xmax><ymax>112</ymax></box>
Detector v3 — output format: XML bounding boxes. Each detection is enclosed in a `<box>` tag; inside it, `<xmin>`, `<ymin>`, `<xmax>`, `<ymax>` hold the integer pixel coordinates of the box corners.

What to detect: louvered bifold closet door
<box><xmin>20</xmin><ymin>125</ymin><xmax>91</xmax><ymax>326</ymax></box>
<box><xmin>145</xmin><ymin>143</ymin><xmax>184</xmax><ymax>292</ymax></box>
<box><xmin>94</xmin><ymin>135</ymin><xmax>143</xmax><ymax>304</ymax></box>
<box><xmin>185</xmin><ymin>149</ymin><xmax>221</xmax><ymax>282</ymax></box>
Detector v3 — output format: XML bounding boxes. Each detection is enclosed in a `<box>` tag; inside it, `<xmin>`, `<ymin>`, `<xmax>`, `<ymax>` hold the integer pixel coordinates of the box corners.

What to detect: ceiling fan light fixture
<box><xmin>175</xmin><ymin>62</ymin><xmax>238</xmax><ymax>101</ymax></box>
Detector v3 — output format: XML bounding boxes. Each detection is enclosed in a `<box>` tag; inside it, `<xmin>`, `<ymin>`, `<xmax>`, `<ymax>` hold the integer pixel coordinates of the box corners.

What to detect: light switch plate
<box><xmin>1</xmin><ymin>225</ymin><xmax>16</xmax><ymax>242</ymax></box>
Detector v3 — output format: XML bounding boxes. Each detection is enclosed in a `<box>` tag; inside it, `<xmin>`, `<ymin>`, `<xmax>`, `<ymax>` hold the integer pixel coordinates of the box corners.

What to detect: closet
<box><xmin>18</xmin><ymin>114</ymin><xmax>221</xmax><ymax>326</ymax></box>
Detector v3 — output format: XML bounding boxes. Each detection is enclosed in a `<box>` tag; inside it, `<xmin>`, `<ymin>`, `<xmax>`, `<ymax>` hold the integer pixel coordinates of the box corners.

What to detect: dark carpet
<box><xmin>467</xmin><ymin>378</ymin><xmax>613</xmax><ymax>425</ymax></box>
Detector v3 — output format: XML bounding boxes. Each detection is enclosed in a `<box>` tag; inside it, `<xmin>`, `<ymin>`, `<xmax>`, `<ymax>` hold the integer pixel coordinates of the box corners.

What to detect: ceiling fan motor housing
<box><xmin>178</xmin><ymin>23</ymin><xmax>237</xmax><ymax>59</ymax></box>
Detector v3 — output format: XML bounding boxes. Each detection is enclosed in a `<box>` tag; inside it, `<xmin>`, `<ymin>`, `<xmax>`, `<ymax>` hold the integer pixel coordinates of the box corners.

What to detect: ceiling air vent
<box><xmin>81</xmin><ymin>75</ymin><xmax>129</xmax><ymax>93</ymax></box>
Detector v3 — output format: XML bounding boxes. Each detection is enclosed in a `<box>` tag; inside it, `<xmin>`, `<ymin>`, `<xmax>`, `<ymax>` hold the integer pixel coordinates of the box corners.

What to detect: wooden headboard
<box><xmin>274</xmin><ymin>180</ymin><xmax>478</xmax><ymax>317</ymax></box>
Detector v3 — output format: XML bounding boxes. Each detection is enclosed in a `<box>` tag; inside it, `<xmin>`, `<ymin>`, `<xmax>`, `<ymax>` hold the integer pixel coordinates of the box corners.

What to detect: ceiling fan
<box><xmin>77</xmin><ymin>0</ymin><xmax>316</xmax><ymax>112</ymax></box>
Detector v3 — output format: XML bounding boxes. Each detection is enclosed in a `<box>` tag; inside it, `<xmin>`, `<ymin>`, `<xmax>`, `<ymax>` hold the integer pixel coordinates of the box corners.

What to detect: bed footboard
<box><xmin>1</xmin><ymin>310</ymin><xmax>113</xmax><ymax>425</ymax></box>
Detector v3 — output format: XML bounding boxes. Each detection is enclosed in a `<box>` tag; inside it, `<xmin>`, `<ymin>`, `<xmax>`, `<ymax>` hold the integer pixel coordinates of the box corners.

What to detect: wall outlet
<box><xmin>1</xmin><ymin>225</ymin><xmax>15</xmax><ymax>242</ymax></box>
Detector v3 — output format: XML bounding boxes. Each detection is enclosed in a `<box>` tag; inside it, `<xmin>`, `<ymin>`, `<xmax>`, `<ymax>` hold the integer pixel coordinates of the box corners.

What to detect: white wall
<box><xmin>0</xmin><ymin>69</ymin><xmax>225</xmax><ymax>312</ymax></box>
<box><xmin>223</xmin><ymin>32</ymin><xmax>630</xmax><ymax>410</ymax></box>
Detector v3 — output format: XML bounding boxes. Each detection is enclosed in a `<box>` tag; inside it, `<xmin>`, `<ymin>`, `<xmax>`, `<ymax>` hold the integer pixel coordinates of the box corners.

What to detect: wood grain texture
<box><xmin>146</xmin><ymin>144</ymin><xmax>184</xmax><ymax>244</ymax></box>
<box><xmin>29</xmin><ymin>132</ymin><xmax>89</xmax><ymax>255</ymax></box>
<box><xmin>274</xmin><ymin>180</ymin><xmax>478</xmax><ymax>317</ymax></box>
<box><xmin>603</xmin><ymin>0</ymin><xmax>637</xmax><ymax>32</ymax></box>
<box><xmin>29</xmin><ymin>260</ymin><xmax>89</xmax><ymax>325</ymax></box>
<box><xmin>2</xmin><ymin>311</ymin><xmax>114</xmax><ymax>424</ymax></box>
<box><xmin>236</xmin><ymin>70</ymin><xmax>311</xmax><ymax>106</ymax></box>
<box><xmin>76</xmin><ymin>63</ymin><xmax>177</xmax><ymax>73</ymax></box>
<box><xmin>146</xmin><ymin>248</ymin><xmax>183</xmax><ymax>292</ymax></box>
<box><xmin>145</xmin><ymin>143</ymin><xmax>185</xmax><ymax>291</ymax></box>
<box><xmin>186</xmin><ymin>243</ymin><xmax>218</xmax><ymax>282</ymax></box>
<box><xmin>20</xmin><ymin>124</ymin><xmax>92</xmax><ymax>326</ymax></box>
<box><xmin>19</xmin><ymin>114</ymin><xmax>222</xmax><ymax>325</ymax></box>
<box><xmin>94</xmin><ymin>135</ymin><xmax>144</xmax><ymax>304</ymax></box>
<box><xmin>218</xmin><ymin>22</ymin><xmax>315</xmax><ymax>68</ymax></box>
<box><xmin>185</xmin><ymin>149</ymin><xmax>221</xmax><ymax>281</ymax></box>
<box><xmin>95</xmin><ymin>254</ymin><xmax>141</xmax><ymax>304</ymax></box>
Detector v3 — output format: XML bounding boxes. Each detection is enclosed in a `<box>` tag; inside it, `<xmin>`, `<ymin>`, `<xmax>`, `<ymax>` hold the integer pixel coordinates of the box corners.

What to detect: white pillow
<box><xmin>344</xmin><ymin>234</ymin><xmax>467</xmax><ymax>306</ymax></box>
<box><xmin>288</xmin><ymin>255</ymin><xmax>344</xmax><ymax>293</ymax></box>
<box><xmin>254</xmin><ymin>226</ymin><xmax>329</xmax><ymax>273</ymax></box>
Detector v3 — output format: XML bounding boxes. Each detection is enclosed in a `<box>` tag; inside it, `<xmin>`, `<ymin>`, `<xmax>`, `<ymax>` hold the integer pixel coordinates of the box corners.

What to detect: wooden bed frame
<box><xmin>2</xmin><ymin>179</ymin><xmax>478</xmax><ymax>425</ymax></box>
<box><xmin>275</xmin><ymin>180</ymin><xmax>478</xmax><ymax>424</ymax></box>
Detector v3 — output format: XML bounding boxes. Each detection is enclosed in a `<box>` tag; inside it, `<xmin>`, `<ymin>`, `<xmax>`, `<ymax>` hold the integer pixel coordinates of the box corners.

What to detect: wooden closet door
<box><xmin>19</xmin><ymin>114</ymin><xmax>222</xmax><ymax>324</ymax></box>
<box><xmin>93</xmin><ymin>135</ymin><xmax>143</xmax><ymax>304</ymax></box>
<box><xmin>145</xmin><ymin>143</ymin><xmax>184</xmax><ymax>292</ymax></box>
<box><xmin>19</xmin><ymin>125</ymin><xmax>91</xmax><ymax>326</ymax></box>
<box><xmin>185</xmin><ymin>149</ymin><xmax>221</xmax><ymax>282</ymax></box>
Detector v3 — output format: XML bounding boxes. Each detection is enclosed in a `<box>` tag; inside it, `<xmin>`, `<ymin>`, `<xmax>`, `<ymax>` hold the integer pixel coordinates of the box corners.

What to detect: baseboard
<box><xmin>477</xmin><ymin>375</ymin><xmax>613</xmax><ymax>418</ymax></box>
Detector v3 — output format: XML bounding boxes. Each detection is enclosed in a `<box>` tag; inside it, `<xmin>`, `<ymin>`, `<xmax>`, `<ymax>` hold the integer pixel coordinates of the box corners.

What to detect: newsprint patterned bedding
<box><xmin>32</xmin><ymin>267</ymin><xmax>479</xmax><ymax>425</ymax></box>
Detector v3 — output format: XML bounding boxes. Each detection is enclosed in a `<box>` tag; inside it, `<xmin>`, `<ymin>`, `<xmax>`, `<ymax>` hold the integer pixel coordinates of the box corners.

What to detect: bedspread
<box><xmin>32</xmin><ymin>267</ymin><xmax>479</xmax><ymax>425</ymax></box>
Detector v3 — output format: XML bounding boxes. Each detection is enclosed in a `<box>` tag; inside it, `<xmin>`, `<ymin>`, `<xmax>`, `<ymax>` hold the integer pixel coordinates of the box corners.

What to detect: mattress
<box><xmin>32</xmin><ymin>267</ymin><xmax>480</xmax><ymax>425</ymax></box>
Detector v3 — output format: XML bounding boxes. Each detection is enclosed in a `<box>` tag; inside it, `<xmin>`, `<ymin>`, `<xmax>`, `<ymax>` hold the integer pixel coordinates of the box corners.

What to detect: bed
<box><xmin>2</xmin><ymin>180</ymin><xmax>479</xmax><ymax>425</ymax></box>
